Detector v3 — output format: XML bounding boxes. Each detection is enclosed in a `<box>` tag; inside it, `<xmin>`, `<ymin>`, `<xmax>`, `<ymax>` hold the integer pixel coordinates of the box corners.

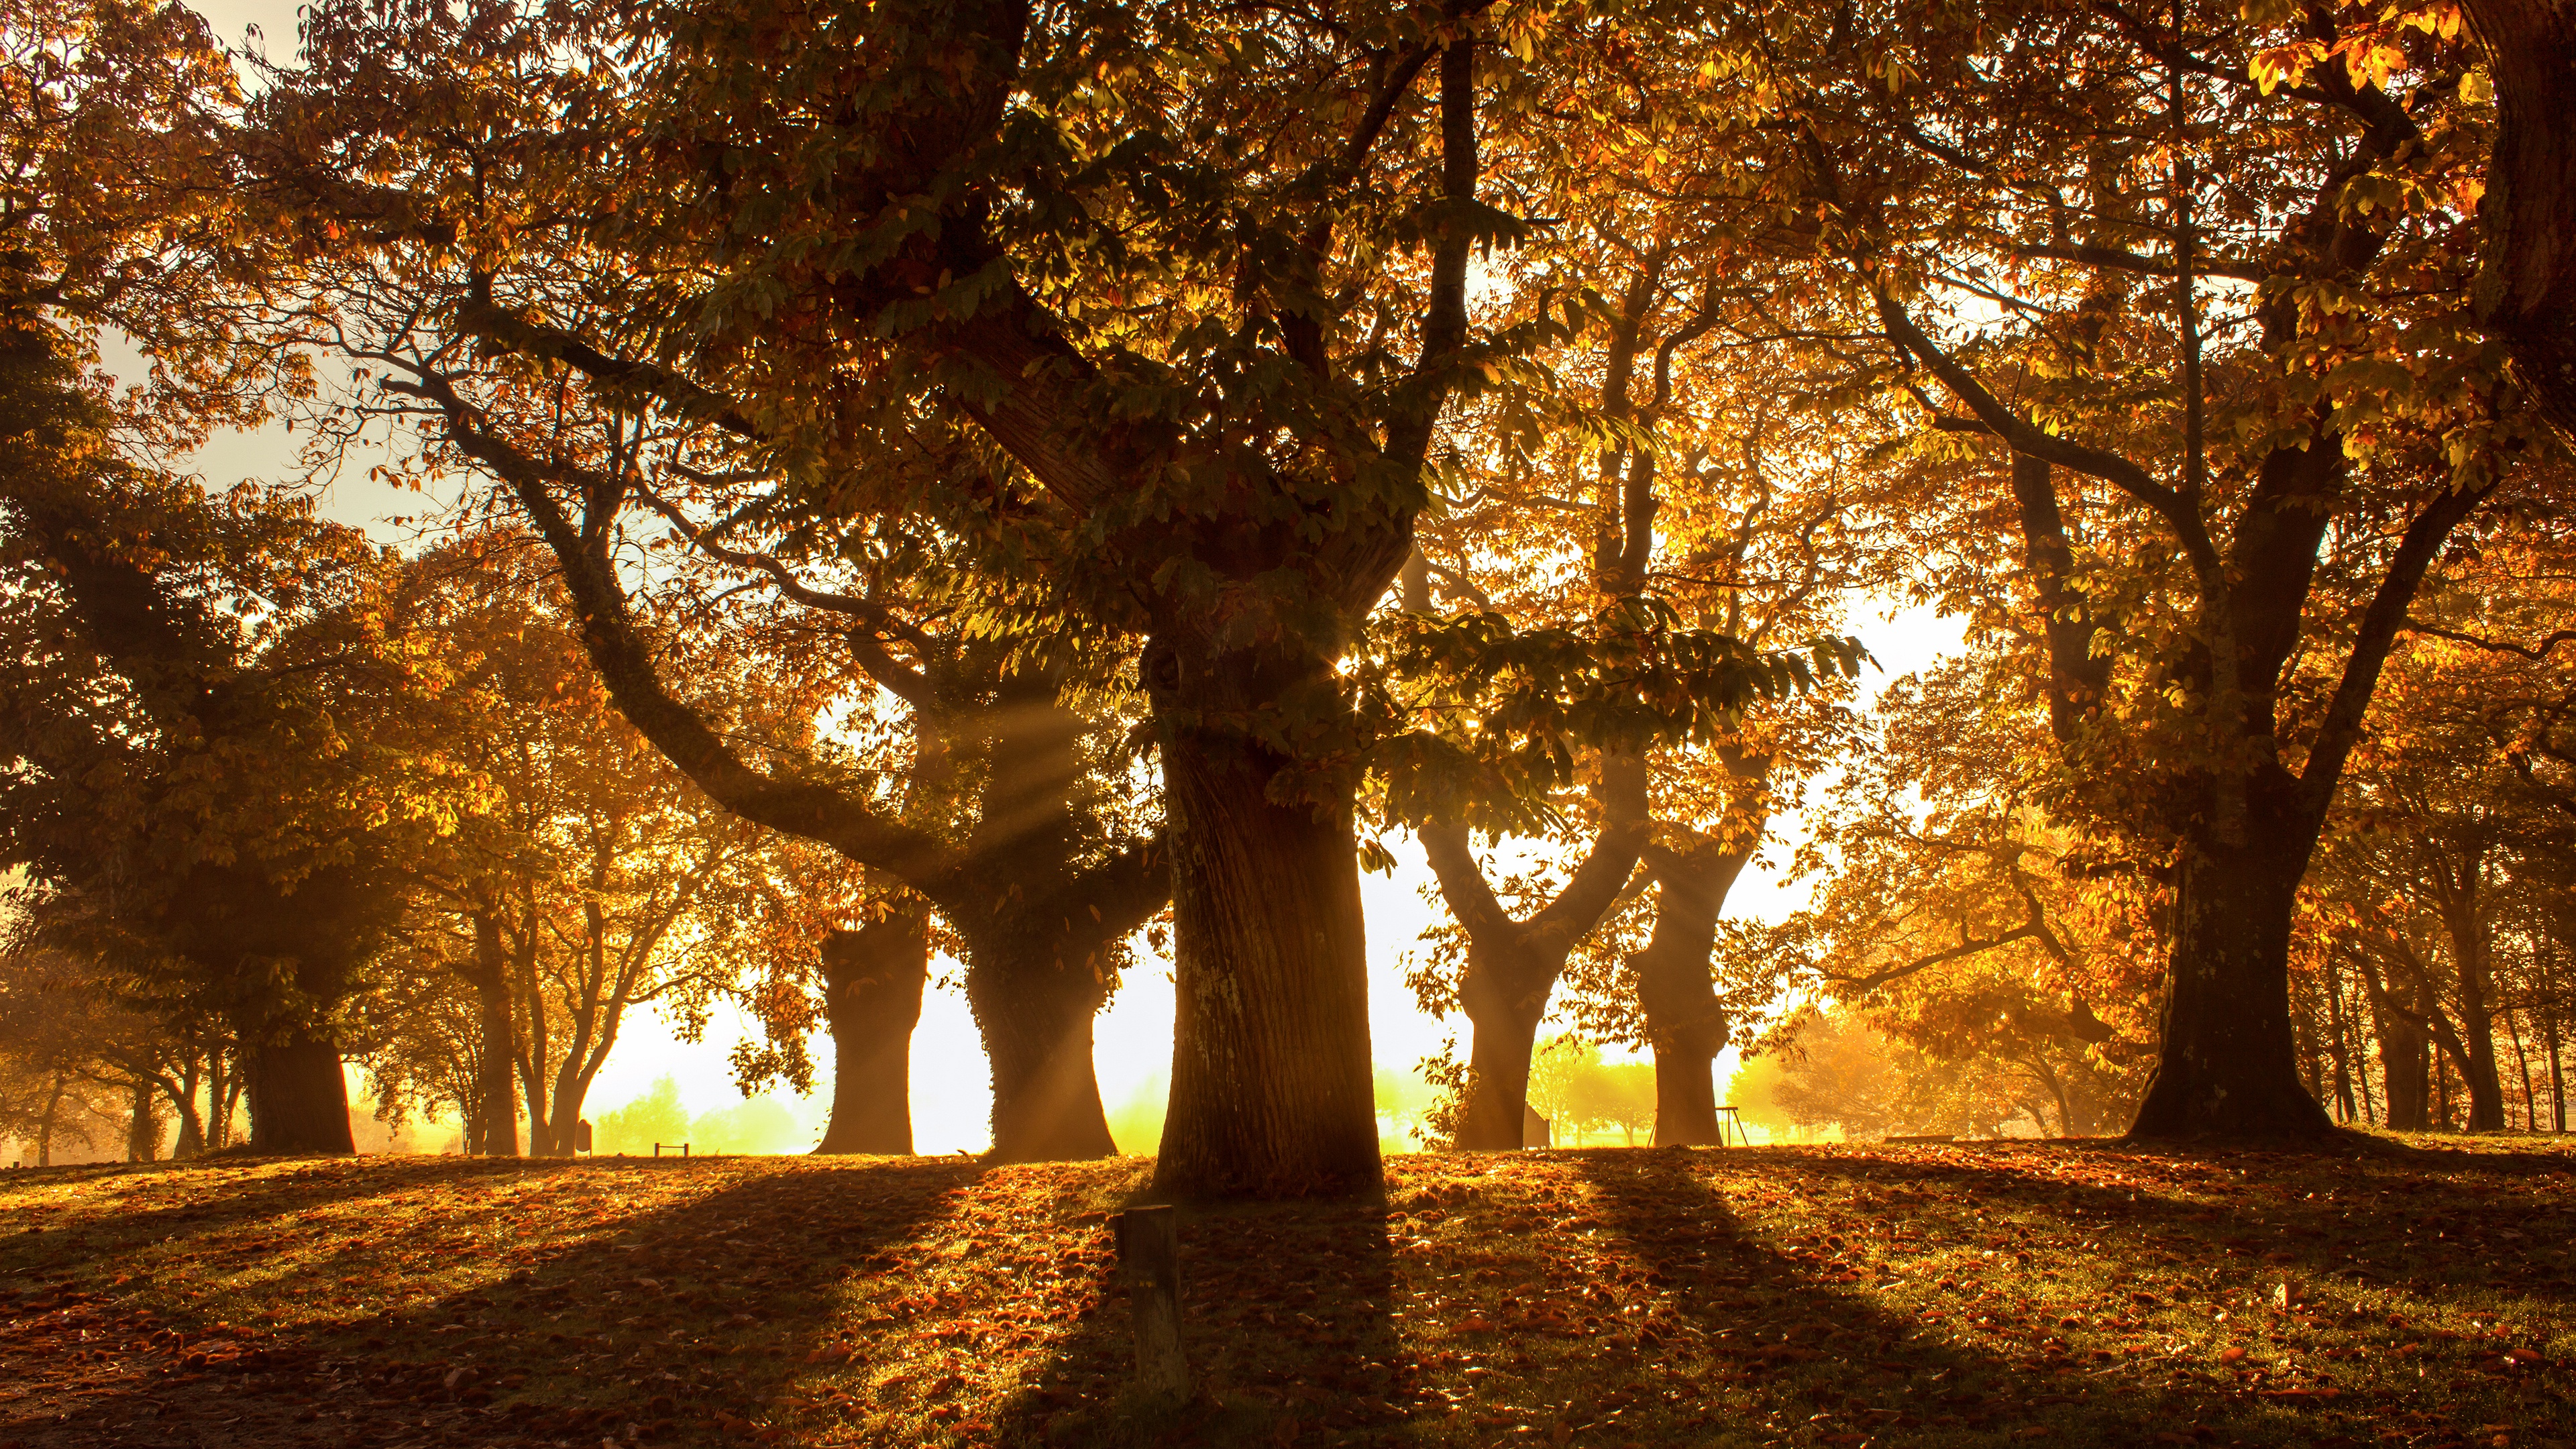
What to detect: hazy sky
<box><xmin>162</xmin><ymin>0</ymin><xmax>1968</xmax><ymax>1150</ymax></box>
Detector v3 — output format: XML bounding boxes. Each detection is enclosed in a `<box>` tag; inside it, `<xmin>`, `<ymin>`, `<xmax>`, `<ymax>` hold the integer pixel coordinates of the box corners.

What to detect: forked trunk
<box><xmin>2127</xmin><ymin>829</ymin><xmax>2336</xmax><ymax>1140</ymax></box>
<box><xmin>244</xmin><ymin>1026</ymin><xmax>356</xmax><ymax>1155</ymax></box>
<box><xmin>816</xmin><ymin>912</ymin><xmax>930</xmax><ymax>1155</ymax></box>
<box><xmin>470</xmin><ymin>911</ymin><xmax>521</xmax><ymax>1157</ymax></box>
<box><xmin>1150</xmin><ymin>667</ymin><xmax>1377</xmax><ymax>1198</ymax></box>
<box><xmin>1632</xmin><ymin>844</ymin><xmax>1750</xmax><ymax>1147</ymax></box>
<box><xmin>170</xmin><ymin>1080</ymin><xmax>205</xmax><ymax>1161</ymax></box>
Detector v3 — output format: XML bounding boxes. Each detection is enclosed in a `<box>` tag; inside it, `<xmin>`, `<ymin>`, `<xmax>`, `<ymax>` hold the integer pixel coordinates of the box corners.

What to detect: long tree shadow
<box><xmin>1567</xmin><ymin>1145</ymin><xmax>2557</xmax><ymax>1446</ymax></box>
<box><xmin>2</xmin><ymin>1155</ymin><xmax>981</xmax><ymax>1449</ymax></box>
<box><xmin>989</xmin><ymin>1179</ymin><xmax>1405</xmax><ymax>1448</ymax></box>
<box><xmin>1774</xmin><ymin>1140</ymin><xmax>2576</xmax><ymax>1313</ymax></box>
<box><xmin>0</xmin><ymin>1156</ymin><xmax>543</xmax><ymax>1285</ymax></box>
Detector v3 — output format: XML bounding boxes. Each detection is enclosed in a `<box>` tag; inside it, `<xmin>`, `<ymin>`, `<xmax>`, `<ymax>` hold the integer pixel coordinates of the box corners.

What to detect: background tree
<box><xmin>1652</xmin><ymin>0</ymin><xmax>2546</xmax><ymax>1136</ymax></box>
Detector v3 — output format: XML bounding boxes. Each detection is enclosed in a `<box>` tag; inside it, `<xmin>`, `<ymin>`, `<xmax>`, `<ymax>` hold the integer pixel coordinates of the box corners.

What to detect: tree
<box><xmin>248</xmin><ymin>0</ymin><xmax>1550</xmax><ymax>1196</ymax></box>
<box><xmin>592</xmin><ymin>1075</ymin><xmax>691</xmax><ymax>1157</ymax></box>
<box><xmin>1656</xmin><ymin>0</ymin><xmax>2544</xmax><ymax>1137</ymax></box>
<box><xmin>2454</xmin><ymin>0</ymin><xmax>2576</xmax><ymax>436</ymax></box>
<box><xmin>0</xmin><ymin>0</ymin><xmax>472</xmax><ymax>1154</ymax></box>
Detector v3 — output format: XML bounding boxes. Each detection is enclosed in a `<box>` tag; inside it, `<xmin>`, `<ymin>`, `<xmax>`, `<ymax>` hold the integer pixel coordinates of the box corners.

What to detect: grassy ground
<box><xmin>0</xmin><ymin>1136</ymin><xmax>2569</xmax><ymax>1448</ymax></box>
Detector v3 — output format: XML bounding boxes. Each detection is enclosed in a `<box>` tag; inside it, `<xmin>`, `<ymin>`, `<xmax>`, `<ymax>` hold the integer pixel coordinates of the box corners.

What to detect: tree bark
<box><xmin>970</xmin><ymin>937</ymin><xmax>1117</xmax><ymax>1162</ymax></box>
<box><xmin>243</xmin><ymin>1027</ymin><xmax>355</xmax><ymax>1155</ymax></box>
<box><xmin>2443</xmin><ymin>900</ymin><xmax>2510</xmax><ymax>1131</ymax></box>
<box><xmin>2323</xmin><ymin>953</ymin><xmax>2360</xmax><ymax>1123</ymax></box>
<box><xmin>2359</xmin><ymin>944</ymin><xmax>2432</xmax><ymax>1128</ymax></box>
<box><xmin>2128</xmin><ymin>820</ymin><xmax>2337</xmax><ymax>1139</ymax></box>
<box><xmin>1631</xmin><ymin>841</ymin><xmax>1752</xmax><ymax>1146</ymax></box>
<box><xmin>2545</xmin><ymin>1006</ymin><xmax>2567</xmax><ymax>1132</ymax></box>
<box><xmin>1149</xmin><ymin>647</ymin><xmax>1377</xmax><ymax>1198</ymax></box>
<box><xmin>168</xmin><ymin>1055</ymin><xmax>207</xmax><ymax>1160</ymax></box>
<box><xmin>815</xmin><ymin>910</ymin><xmax>929</xmax><ymax>1155</ymax></box>
<box><xmin>2459</xmin><ymin>0</ymin><xmax>2576</xmax><ymax>438</ymax></box>
<box><xmin>123</xmin><ymin>1077</ymin><xmax>158</xmax><ymax>1163</ymax></box>
<box><xmin>1423</xmin><ymin>753</ymin><xmax>1648</xmax><ymax>1152</ymax></box>
<box><xmin>470</xmin><ymin>910</ymin><xmax>521</xmax><ymax>1157</ymax></box>
<box><xmin>1455</xmin><ymin>940</ymin><xmax>1550</xmax><ymax>1152</ymax></box>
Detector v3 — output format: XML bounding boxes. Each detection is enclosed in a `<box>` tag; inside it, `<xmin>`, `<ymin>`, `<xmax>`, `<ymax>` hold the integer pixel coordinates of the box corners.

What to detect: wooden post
<box><xmin>1112</xmin><ymin>1205</ymin><xmax>1187</xmax><ymax>1398</ymax></box>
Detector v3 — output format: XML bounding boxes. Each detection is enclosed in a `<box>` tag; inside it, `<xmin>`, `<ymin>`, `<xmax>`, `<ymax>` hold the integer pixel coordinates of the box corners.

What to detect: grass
<box><xmin>0</xmin><ymin>1135</ymin><xmax>2569</xmax><ymax>1447</ymax></box>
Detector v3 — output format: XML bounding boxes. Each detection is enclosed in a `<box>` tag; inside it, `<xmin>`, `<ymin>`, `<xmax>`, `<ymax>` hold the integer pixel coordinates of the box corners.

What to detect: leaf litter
<box><xmin>0</xmin><ymin>1136</ymin><xmax>2567</xmax><ymax>1446</ymax></box>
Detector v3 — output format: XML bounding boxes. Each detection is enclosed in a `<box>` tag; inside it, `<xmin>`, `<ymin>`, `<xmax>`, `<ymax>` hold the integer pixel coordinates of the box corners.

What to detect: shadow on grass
<box><xmin>1565</xmin><ymin>1145</ymin><xmax>2524</xmax><ymax>1446</ymax></box>
<box><xmin>1777</xmin><ymin>1140</ymin><xmax>2576</xmax><ymax>1311</ymax></box>
<box><xmin>0</xmin><ymin>1155</ymin><xmax>979</xmax><ymax>1449</ymax></box>
<box><xmin>988</xmin><ymin>1179</ymin><xmax>1405</xmax><ymax>1448</ymax></box>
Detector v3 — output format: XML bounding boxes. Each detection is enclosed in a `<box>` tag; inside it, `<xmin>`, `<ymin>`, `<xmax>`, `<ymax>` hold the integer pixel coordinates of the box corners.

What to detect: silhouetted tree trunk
<box><xmin>1424</xmin><ymin>758</ymin><xmax>1647</xmax><ymax>1152</ymax></box>
<box><xmin>168</xmin><ymin>1054</ymin><xmax>207</xmax><ymax>1159</ymax></box>
<box><xmin>815</xmin><ymin>910</ymin><xmax>929</xmax><ymax>1155</ymax></box>
<box><xmin>971</xmin><ymin>941</ymin><xmax>1117</xmax><ymax>1162</ymax></box>
<box><xmin>34</xmin><ymin>1071</ymin><xmax>66</xmax><ymax>1166</ymax></box>
<box><xmin>2545</xmin><ymin>1007</ymin><xmax>2567</xmax><ymax>1132</ymax></box>
<box><xmin>2438</xmin><ymin>893</ymin><xmax>2509</xmax><ymax>1131</ymax></box>
<box><xmin>2459</xmin><ymin>0</ymin><xmax>2576</xmax><ymax>437</ymax></box>
<box><xmin>2130</xmin><ymin>820</ymin><xmax>2337</xmax><ymax>1138</ymax></box>
<box><xmin>1632</xmin><ymin>840</ymin><xmax>1752</xmax><ymax>1146</ymax></box>
<box><xmin>2361</xmin><ymin>947</ymin><xmax>2431</xmax><ymax>1128</ymax></box>
<box><xmin>123</xmin><ymin>1077</ymin><xmax>158</xmax><ymax>1163</ymax></box>
<box><xmin>1150</xmin><ymin>651</ymin><xmax>1377</xmax><ymax>1197</ymax></box>
<box><xmin>2324</xmin><ymin>953</ymin><xmax>2360</xmax><ymax>1124</ymax></box>
<box><xmin>244</xmin><ymin>1027</ymin><xmax>354</xmax><ymax>1155</ymax></box>
<box><xmin>470</xmin><ymin>908</ymin><xmax>520</xmax><ymax>1157</ymax></box>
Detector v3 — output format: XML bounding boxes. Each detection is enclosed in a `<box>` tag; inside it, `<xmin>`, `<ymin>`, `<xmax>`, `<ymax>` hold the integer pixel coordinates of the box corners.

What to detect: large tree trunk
<box><xmin>2360</xmin><ymin>947</ymin><xmax>2432</xmax><ymax>1128</ymax></box>
<box><xmin>2443</xmin><ymin>901</ymin><xmax>2510</xmax><ymax>1131</ymax></box>
<box><xmin>1424</xmin><ymin>756</ymin><xmax>1649</xmax><ymax>1152</ymax></box>
<box><xmin>2128</xmin><ymin>822</ymin><xmax>2337</xmax><ymax>1139</ymax></box>
<box><xmin>124</xmin><ymin>1077</ymin><xmax>159</xmax><ymax>1163</ymax></box>
<box><xmin>168</xmin><ymin>1056</ymin><xmax>207</xmax><ymax>1160</ymax></box>
<box><xmin>2545</xmin><ymin>1008</ymin><xmax>2567</xmax><ymax>1132</ymax></box>
<box><xmin>36</xmin><ymin>1073</ymin><xmax>64</xmax><ymax>1166</ymax></box>
<box><xmin>816</xmin><ymin>912</ymin><xmax>930</xmax><ymax>1155</ymax></box>
<box><xmin>1632</xmin><ymin>843</ymin><xmax>1752</xmax><ymax>1146</ymax></box>
<box><xmin>243</xmin><ymin>1026</ymin><xmax>356</xmax><ymax>1155</ymax></box>
<box><xmin>1456</xmin><ymin>941</ymin><xmax>1549</xmax><ymax>1152</ymax></box>
<box><xmin>1149</xmin><ymin>647</ymin><xmax>1377</xmax><ymax>1198</ymax></box>
<box><xmin>971</xmin><ymin>942</ymin><xmax>1116</xmax><ymax>1162</ymax></box>
<box><xmin>2460</xmin><ymin>0</ymin><xmax>2576</xmax><ymax>439</ymax></box>
<box><xmin>470</xmin><ymin>911</ymin><xmax>521</xmax><ymax>1157</ymax></box>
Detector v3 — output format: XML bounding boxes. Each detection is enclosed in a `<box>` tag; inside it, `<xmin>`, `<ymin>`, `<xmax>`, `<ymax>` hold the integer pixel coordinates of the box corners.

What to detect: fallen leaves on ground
<box><xmin>0</xmin><ymin>1134</ymin><xmax>2568</xmax><ymax>1446</ymax></box>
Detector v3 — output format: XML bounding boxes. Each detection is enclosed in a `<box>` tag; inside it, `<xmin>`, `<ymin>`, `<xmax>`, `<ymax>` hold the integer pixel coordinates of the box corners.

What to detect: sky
<box><xmin>152</xmin><ymin>0</ymin><xmax>1970</xmax><ymax>1153</ymax></box>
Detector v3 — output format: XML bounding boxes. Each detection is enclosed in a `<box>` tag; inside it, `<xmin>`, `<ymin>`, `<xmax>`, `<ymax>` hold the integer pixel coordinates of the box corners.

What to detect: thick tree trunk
<box><xmin>2128</xmin><ymin>827</ymin><xmax>2337</xmax><ymax>1139</ymax></box>
<box><xmin>816</xmin><ymin>912</ymin><xmax>930</xmax><ymax>1155</ymax></box>
<box><xmin>124</xmin><ymin>1077</ymin><xmax>158</xmax><ymax>1163</ymax></box>
<box><xmin>36</xmin><ymin>1073</ymin><xmax>63</xmax><ymax>1166</ymax></box>
<box><xmin>2460</xmin><ymin>0</ymin><xmax>2576</xmax><ymax>438</ymax></box>
<box><xmin>1456</xmin><ymin>949</ymin><xmax>1548</xmax><ymax>1152</ymax></box>
<box><xmin>2383</xmin><ymin>1013</ymin><xmax>2432</xmax><ymax>1130</ymax></box>
<box><xmin>2360</xmin><ymin>949</ymin><xmax>2432</xmax><ymax>1128</ymax></box>
<box><xmin>2447</xmin><ymin>916</ymin><xmax>2509</xmax><ymax>1131</ymax></box>
<box><xmin>168</xmin><ymin>1057</ymin><xmax>206</xmax><ymax>1160</ymax></box>
<box><xmin>243</xmin><ymin>1027</ymin><xmax>355</xmax><ymax>1155</ymax></box>
<box><xmin>1632</xmin><ymin>843</ymin><xmax>1751</xmax><ymax>1146</ymax></box>
<box><xmin>470</xmin><ymin>912</ymin><xmax>521</xmax><ymax>1157</ymax></box>
<box><xmin>972</xmin><ymin>942</ymin><xmax>1116</xmax><ymax>1162</ymax></box>
<box><xmin>1149</xmin><ymin>652</ymin><xmax>1377</xmax><ymax>1198</ymax></box>
<box><xmin>2546</xmin><ymin>1009</ymin><xmax>2567</xmax><ymax>1132</ymax></box>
